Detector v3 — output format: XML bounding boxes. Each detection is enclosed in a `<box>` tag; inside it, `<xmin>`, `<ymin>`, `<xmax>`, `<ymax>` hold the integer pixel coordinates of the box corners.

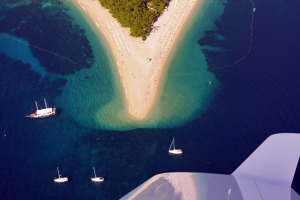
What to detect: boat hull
<box><xmin>26</xmin><ymin>108</ymin><xmax>56</xmax><ymax>118</ymax></box>
<box><xmin>169</xmin><ymin>149</ymin><xmax>183</xmax><ymax>154</ymax></box>
<box><xmin>54</xmin><ymin>177</ymin><xmax>68</xmax><ymax>183</ymax></box>
<box><xmin>91</xmin><ymin>177</ymin><xmax>104</xmax><ymax>182</ymax></box>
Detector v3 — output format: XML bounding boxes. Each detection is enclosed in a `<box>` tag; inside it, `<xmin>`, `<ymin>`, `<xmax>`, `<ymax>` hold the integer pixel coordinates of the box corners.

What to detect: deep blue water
<box><xmin>1</xmin><ymin>0</ymin><xmax>300</xmax><ymax>199</ymax></box>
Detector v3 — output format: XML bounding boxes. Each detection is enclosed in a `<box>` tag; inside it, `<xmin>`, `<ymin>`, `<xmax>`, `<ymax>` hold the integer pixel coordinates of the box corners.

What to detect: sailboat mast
<box><xmin>93</xmin><ymin>167</ymin><xmax>96</xmax><ymax>178</ymax></box>
<box><xmin>169</xmin><ymin>138</ymin><xmax>174</xmax><ymax>151</ymax></box>
<box><xmin>173</xmin><ymin>138</ymin><xmax>176</xmax><ymax>150</ymax></box>
<box><xmin>44</xmin><ymin>98</ymin><xmax>48</xmax><ymax>108</ymax></box>
<box><xmin>35</xmin><ymin>101</ymin><xmax>38</xmax><ymax>110</ymax></box>
<box><xmin>57</xmin><ymin>167</ymin><xmax>61</xmax><ymax>178</ymax></box>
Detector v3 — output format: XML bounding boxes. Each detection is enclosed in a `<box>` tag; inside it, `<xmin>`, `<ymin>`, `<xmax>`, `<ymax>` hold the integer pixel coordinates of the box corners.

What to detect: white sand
<box><xmin>70</xmin><ymin>0</ymin><xmax>204</xmax><ymax>120</ymax></box>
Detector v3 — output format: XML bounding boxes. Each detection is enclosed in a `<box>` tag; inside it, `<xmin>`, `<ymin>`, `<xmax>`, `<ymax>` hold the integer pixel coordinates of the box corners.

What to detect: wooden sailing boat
<box><xmin>91</xmin><ymin>167</ymin><xmax>104</xmax><ymax>182</ymax></box>
<box><xmin>26</xmin><ymin>98</ymin><xmax>56</xmax><ymax>118</ymax></box>
<box><xmin>54</xmin><ymin>167</ymin><xmax>68</xmax><ymax>183</ymax></box>
<box><xmin>168</xmin><ymin>138</ymin><xmax>183</xmax><ymax>155</ymax></box>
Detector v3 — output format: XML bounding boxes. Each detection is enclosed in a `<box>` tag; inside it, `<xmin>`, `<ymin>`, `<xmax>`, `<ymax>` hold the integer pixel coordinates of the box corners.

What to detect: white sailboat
<box><xmin>26</xmin><ymin>98</ymin><xmax>56</xmax><ymax>118</ymax></box>
<box><xmin>168</xmin><ymin>138</ymin><xmax>183</xmax><ymax>155</ymax></box>
<box><xmin>91</xmin><ymin>167</ymin><xmax>104</xmax><ymax>182</ymax></box>
<box><xmin>54</xmin><ymin>167</ymin><xmax>68</xmax><ymax>183</ymax></box>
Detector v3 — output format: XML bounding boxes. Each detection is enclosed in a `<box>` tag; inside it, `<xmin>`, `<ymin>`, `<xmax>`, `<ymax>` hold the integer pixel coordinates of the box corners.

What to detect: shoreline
<box><xmin>69</xmin><ymin>0</ymin><xmax>204</xmax><ymax>120</ymax></box>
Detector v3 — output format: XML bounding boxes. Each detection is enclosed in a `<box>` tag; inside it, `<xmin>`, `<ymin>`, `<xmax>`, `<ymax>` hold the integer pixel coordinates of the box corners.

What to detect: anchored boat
<box><xmin>91</xmin><ymin>167</ymin><xmax>104</xmax><ymax>182</ymax></box>
<box><xmin>26</xmin><ymin>98</ymin><xmax>56</xmax><ymax>118</ymax></box>
<box><xmin>54</xmin><ymin>167</ymin><xmax>68</xmax><ymax>183</ymax></box>
<box><xmin>168</xmin><ymin>138</ymin><xmax>183</xmax><ymax>155</ymax></box>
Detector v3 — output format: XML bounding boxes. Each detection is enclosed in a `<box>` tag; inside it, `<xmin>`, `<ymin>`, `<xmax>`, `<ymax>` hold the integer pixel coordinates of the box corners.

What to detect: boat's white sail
<box><xmin>168</xmin><ymin>138</ymin><xmax>183</xmax><ymax>154</ymax></box>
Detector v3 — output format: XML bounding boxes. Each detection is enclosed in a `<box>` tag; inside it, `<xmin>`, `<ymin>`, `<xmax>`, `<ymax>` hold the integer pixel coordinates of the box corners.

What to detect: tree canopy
<box><xmin>98</xmin><ymin>0</ymin><xmax>171</xmax><ymax>40</ymax></box>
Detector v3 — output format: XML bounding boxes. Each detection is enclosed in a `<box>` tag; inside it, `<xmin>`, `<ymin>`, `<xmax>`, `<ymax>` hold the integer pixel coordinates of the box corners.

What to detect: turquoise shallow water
<box><xmin>153</xmin><ymin>1</ymin><xmax>224</xmax><ymax>128</ymax></box>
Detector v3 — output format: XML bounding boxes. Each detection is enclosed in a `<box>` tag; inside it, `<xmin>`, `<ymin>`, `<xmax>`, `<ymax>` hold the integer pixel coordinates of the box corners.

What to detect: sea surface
<box><xmin>1</xmin><ymin>0</ymin><xmax>300</xmax><ymax>199</ymax></box>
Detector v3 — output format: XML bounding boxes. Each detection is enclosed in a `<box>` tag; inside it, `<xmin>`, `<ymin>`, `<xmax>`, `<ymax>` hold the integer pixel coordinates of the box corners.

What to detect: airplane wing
<box><xmin>121</xmin><ymin>133</ymin><xmax>300</xmax><ymax>200</ymax></box>
<box><xmin>233</xmin><ymin>133</ymin><xmax>300</xmax><ymax>200</ymax></box>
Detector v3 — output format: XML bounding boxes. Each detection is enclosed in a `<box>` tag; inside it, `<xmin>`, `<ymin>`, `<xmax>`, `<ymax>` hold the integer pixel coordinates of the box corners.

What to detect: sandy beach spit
<box><xmin>70</xmin><ymin>0</ymin><xmax>203</xmax><ymax>120</ymax></box>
